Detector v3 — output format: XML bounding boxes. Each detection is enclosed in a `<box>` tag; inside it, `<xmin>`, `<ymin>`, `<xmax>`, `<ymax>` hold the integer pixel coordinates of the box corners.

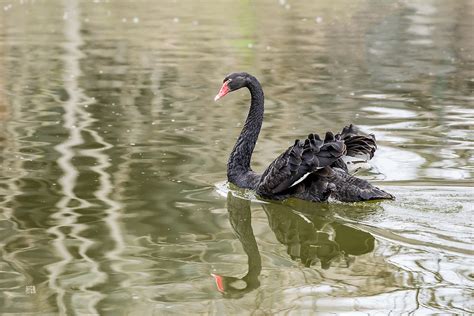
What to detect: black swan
<box><xmin>214</xmin><ymin>72</ymin><xmax>394</xmax><ymax>202</ymax></box>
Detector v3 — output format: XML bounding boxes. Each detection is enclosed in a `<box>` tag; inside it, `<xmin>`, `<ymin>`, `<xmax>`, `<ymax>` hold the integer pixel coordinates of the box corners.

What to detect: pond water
<box><xmin>0</xmin><ymin>0</ymin><xmax>473</xmax><ymax>314</ymax></box>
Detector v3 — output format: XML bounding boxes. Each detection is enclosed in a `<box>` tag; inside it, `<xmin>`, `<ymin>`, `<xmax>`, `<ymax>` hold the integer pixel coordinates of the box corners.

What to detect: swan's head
<box><xmin>214</xmin><ymin>72</ymin><xmax>250</xmax><ymax>101</ymax></box>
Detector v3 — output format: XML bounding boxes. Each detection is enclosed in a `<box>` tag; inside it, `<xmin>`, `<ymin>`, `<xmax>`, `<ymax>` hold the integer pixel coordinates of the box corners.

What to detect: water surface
<box><xmin>0</xmin><ymin>0</ymin><xmax>473</xmax><ymax>314</ymax></box>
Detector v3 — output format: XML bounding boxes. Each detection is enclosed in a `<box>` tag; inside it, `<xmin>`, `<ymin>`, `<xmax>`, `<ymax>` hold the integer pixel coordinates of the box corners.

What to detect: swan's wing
<box><xmin>256</xmin><ymin>132</ymin><xmax>346</xmax><ymax>196</ymax></box>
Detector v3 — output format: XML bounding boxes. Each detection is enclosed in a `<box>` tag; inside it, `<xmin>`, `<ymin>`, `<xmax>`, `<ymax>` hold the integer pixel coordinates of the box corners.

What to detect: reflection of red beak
<box><xmin>211</xmin><ymin>273</ymin><xmax>225</xmax><ymax>292</ymax></box>
<box><xmin>214</xmin><ymin>80</ymin><xmax>231</xmax><ymax>101</ymax></box>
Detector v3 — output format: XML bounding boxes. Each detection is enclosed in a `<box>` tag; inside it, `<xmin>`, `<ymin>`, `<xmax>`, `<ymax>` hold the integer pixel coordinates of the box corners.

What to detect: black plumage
<box><xmin>215</xmin><ymin>72</ymin><xmax>393</xmax><ymax>202</ymax></box>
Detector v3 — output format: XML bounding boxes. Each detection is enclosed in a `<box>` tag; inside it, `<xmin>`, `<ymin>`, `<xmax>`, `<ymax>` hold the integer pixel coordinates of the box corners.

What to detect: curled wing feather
<box><xmin>339</xmin><ymin>124</ymin><xmax>377</xmax><ymax>160</ymax></box>
<box><xmin>257</xmin><ymin>132</ymin><xmax>346</xmax><ymax>197</ymax></box>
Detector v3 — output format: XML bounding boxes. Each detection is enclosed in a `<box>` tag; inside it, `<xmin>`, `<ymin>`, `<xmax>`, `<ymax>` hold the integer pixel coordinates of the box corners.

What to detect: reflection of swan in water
<box><xmin>262</xmin><ymin>202</ymin><xmax>374</xmax><ymax>269</ymax></box>
<box><xmin>213</xmin><ymin>193</ymin><xmax>375</xmax><ymax>297</ymax></box>
<box><xmin>212</xmin><ymin>193</ymin><xmax>262</xmax><ymax>299</ymax></box>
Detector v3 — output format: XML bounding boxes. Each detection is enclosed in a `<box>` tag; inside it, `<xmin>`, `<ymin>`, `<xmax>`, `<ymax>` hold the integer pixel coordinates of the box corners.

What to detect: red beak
<box><xmin>211</xmin><ymin>273</ymin><xmax>225</xmax><ymax>292</ymax></box>
<box><xmin>214</xmin><ymin>80</ymin><xmax>231</xmax><ymax>101</ymax></box>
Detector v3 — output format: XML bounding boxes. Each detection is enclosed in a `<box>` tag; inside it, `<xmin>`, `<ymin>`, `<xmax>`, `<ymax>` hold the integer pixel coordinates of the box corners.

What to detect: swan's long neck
<box><xmin>227</xmin><ymin>76</ymin><xmax>264</xmax><ymax>188</ymax></box>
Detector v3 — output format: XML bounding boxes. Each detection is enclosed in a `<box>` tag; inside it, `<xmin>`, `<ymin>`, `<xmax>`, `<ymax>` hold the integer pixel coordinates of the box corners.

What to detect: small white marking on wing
<box><xmin>289</xmin><ymin>172</ymin><xmax>311</xmax><ymax>188</ymax></box>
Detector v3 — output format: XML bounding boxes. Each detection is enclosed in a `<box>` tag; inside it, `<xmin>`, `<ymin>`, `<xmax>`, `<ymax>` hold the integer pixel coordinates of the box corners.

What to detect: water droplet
<box><xmin>133</xmin><ymin>17</ymin><xmax>139</xmax><ymax>23</ymax></box>
<box><xmin>315</xmin><ymin>16</ymin><xmax>323</xmax><ymax>23</ymax></box>
<box><xmin>247</xmin><ymin>43</ymin><xmax>253</xmax><ymax>49</ymax></box>
<box><xmin>25</xmin><ymin>286</ymin><xmax>36</xmax><ymax>295</ymax></box>
<box><xmin>173</xmin><ymin>17</ymin><xmax>179</xmax><ymax>23</ymax></box>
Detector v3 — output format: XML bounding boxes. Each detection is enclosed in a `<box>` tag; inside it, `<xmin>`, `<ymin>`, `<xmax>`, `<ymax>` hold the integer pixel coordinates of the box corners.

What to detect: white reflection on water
<box><xmin>47</xmin><ymin>0</ymin><xmax>127</xmax><ymax>313</ymax></box>
<box><xmin>48</xmin><ymin>1</ymin><xmax>104</xmax><ymax>314</ymax></box>
<box><xmin>372</xmin><ymin>146</ymin><xmax>425</xmax><ymax>181</ymax></box>
<box><xmin>406</xmin><ymin>0</ymin><xmax>436</xmax><ymax>44</ymax></box>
